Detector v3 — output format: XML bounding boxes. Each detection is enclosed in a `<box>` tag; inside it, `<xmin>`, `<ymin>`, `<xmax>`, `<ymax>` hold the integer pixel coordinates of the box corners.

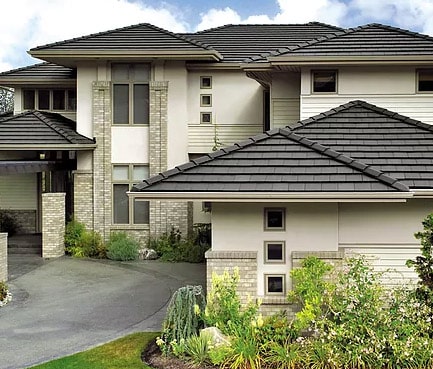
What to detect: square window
<box><xmin>312</xmin><ymin>70</ymin><xmax>337</xmax><ymax>93</ymax></box>
<box><xmin>200</xmin><ymin>94</ymin><xmax>212</xmax><ymax>107</ymax></box>
<box><xmin>265</xmin><ymin>275</ymin><xmax>285</xmax><ymax>295</ymax></box>
<box><xmin>264</xmin><ymin>241</ymin><xmax>285</xmax><ymax>263</ymax></box>
<box><xmin>112</xmin><ymin>165</ymin><xmax>129</xmax><ymax>181</ymax></box>
<box><xmin>201</xmin><ymin>112</ymin><xmax>212</xmax><ymax>124</ymax></box>
<box><xmin>418</xmin><ymin>70</ymin><xmax>433</xmax><ymax>92</ymax></box>
<box><xmin>200</xmin><ymin>76</ymin><xmax>212</xmax><ymax>89</ymax></box>
<box><xmin>264</xmin><ymin>208</ymin><xmax>285</xmax><ymax>230</ymax></box>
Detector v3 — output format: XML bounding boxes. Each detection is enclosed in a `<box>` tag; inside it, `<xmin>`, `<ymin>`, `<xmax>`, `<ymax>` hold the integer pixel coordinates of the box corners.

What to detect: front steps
<box><xmin>8</xmin><ymin>234</ymin><xmax>42</xmax><ymax>255</ymax></box>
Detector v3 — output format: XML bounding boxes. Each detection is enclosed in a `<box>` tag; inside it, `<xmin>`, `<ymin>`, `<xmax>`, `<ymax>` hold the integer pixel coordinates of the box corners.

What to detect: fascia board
<box><xmin>0</xmin><ymin>144</ymin><xmax>96</xmax><ymax>150</ymax></box>
<box><xmin>128</xmin><ymin>191</ymin><xmax>412</xmax><ymax>202</ymax></box>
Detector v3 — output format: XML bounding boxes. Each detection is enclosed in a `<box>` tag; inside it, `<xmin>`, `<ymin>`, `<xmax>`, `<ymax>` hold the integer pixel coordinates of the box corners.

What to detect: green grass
<box><xmin>29</xmin><ymin>332</ymin><xmax>159</xmax><ymax>369</ymax></box>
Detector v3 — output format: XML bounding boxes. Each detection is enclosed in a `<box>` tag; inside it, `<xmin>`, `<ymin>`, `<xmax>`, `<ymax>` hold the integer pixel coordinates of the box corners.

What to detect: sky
<box><xmin>2</xmin><ymin>0</ymin><xmax>433</xmax><ymax>72</ymax></box>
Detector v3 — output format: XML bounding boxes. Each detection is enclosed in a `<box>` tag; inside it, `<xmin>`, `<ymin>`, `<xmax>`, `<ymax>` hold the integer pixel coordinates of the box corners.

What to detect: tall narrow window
<box><xmin>418</xmin><ymin>70</ymin><xmax>433</xmax><ymax>92</ymax></box>
<box><xmin>53</xmin><ymin>90</ymin><xmax>66</xmax><ymax>110</ymax></box>
<box><xmin>23</xmin><ymin>90</ymin><xmax>35</xmax><ymax>110</ymax></box>
<box><xmin>112</xmin><ymin>63</ymin><xmax>150</xmax><ymax>125</ymax></box>
<box><xmin>112</xmin><ymin>164</ymin><xmax>150</xmax><ymax>224</ymax></box>
<box><xmin>38</xmin><ymin>90</ymin><xmax>50</xmax><ymax>110</ymax></box>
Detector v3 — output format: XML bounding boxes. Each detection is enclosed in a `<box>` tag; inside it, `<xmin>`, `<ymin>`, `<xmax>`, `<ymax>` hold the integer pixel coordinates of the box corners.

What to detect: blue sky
<box><xmin>1</xmin><ymin>0</ymin><xmax>433</xmax><ymax>72</ymax></box>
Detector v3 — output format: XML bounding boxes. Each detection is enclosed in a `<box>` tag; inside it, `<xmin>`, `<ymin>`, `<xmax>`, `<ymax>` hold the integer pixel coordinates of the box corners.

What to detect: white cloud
<box><xmin>196</xmin><ymin>7</ymin><xmax>242</xmax><ymax>30</ymax></box>
<box><xmin>0</xmin><ymin>0</ymin><xmax>189</xmax><ymax>72</ymax></box>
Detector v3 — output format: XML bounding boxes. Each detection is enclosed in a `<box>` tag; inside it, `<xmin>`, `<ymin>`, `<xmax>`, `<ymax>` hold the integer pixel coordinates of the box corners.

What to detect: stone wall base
<box><xmin>0</xmin><ymin>233</ymin><xmax>7</xmax><ymax>282</ymax></box>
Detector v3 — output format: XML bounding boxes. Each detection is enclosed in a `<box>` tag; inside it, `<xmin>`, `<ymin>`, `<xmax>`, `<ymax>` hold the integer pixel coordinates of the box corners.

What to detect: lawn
<box><xmin>29</xmin><ymin>332</ymin><xmax>158</xmax><ymax>369</ymax></box>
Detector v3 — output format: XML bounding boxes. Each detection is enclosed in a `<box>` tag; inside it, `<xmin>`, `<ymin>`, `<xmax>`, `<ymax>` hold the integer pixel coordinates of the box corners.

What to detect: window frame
<box><xmin>200</xmin><ymin>76</ymin><xmax>212</xmax><ymax>89</ymax></box>
<box><xmin>311</xmin><ymin>70</ymin><xmax>338</xmax><ymax>94</ymax></box>
<box><xmin>112</xmin><ymin>164</ymin><xmax>150</xmax><ymax>225</ymax></box>
<box><xmin>264</xmin><ymin>208</ymin><xmax>285</xmax><ymax>231</ymax></box>
<box><xmin>200</xmin><ymin>112</ymin><xmax>212</xmax><ymax>124</ymax></box>
<box><xmin>112</xmin><ymin>63</ymin><xmax>151</xmax><ymax>125</ymax></box>
<box><xmin>264</xmin><ymin>241</ymin><xmax>286</xmax><ymax>264</ymax></box>
<box><xmin>264</xmin><ymin>274</ymin><xmax>285</xmax><ymax>295</ymax></box>
<box><xmin>417</xmin><ymin>69</ymin><xmax>433</xmax><ymax>93</ymax></box>
<box><xmin>22</xmin><ymin>88</ymin><xmax>77</xmax><ymax>111</ymax></box>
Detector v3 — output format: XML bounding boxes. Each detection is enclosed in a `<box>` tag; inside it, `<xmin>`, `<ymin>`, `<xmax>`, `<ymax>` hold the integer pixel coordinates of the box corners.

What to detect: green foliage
<box><xmin>64</xmin><ymin>219</ymin><xmax>106</xmax><ymax>258</ymax></box>
<box><xmin>203</xmin><ymin>267</ymin><xmax>260</xmax><ymax>336</ymax></box>
<box><xmin>256</xmin><ymin>313</ymin><xmax>298</xmax><ymax>347</ymax></box>
<box><xmin>0</xmin><ymin>211</ymin><xmax>20</xmax><ymax>235</ymax></box>
<box><xmin>0</xmin><ymin>281</ymin><xmax>8</xmax><ymax>300</ymax></box>
<box><xmin>263</xmin><ymin>341</ymin><xmax>302</xmax><ymax>369</ymax></box>
<box><xmin>0</xmin><ymin>86</ymin><xmax>13</xmax><ymax>114</ymax></box>
<box><xmin>287</xmin><ymin>256</ymin><xmax>333</xmax><ymax>333</ymax></box>
<box><xmin>184</xmin><ymin>332</ymin><xmax>213</xmax><ymax>366</ymax></box>
<box><xmin>106</xmin><ymin>232</ymin><xmax>139</xmax><ymax>261</ymax></box>
<box><xmin>222</xmin><ymin>333</ymin><xmax>262</xmax><ymax>369</ymax></box>
<box><xmin>407</xmin><ymin>213</ymin><xmax>433</xmax><ymax>313</ymax></box>
<box><xmin>149</xmin><ymin>226</ymin><xmax>210</xmax><ymax>263</ymax></box>
<box><xmin>158</xmin><ymin>285</ymin><xmax>206</xmax><ymax>356</ymax></box>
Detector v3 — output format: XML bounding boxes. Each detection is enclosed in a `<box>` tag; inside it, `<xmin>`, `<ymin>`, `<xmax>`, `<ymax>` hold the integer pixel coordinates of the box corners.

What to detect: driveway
<box><xmin>0</xmin><ymin>255</ymin><xmax>206</xmax><ymax>369</ymax></box>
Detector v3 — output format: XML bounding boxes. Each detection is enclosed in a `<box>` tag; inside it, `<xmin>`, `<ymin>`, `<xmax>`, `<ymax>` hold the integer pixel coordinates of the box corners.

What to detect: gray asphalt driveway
<box><xmin>0</xmin><ymin>255</ymin><xmax>206</xmax><ymax>369</ymax></box>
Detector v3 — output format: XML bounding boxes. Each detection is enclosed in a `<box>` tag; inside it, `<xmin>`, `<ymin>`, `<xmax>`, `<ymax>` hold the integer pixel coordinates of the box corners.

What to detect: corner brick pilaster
<box><xmin>42</xmin><ymin>193</ymin><xmax>66</xmax><ymax>258</ymax></box>
<box><xmin>0</xmin><ymin>233</ymin><xmax>7</xmax><ymax>281</ymax></box>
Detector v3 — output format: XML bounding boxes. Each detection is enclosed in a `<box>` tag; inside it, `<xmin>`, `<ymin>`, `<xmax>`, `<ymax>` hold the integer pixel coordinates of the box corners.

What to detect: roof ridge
<box><xmin>30</xmin><ymin>23</ymin><xmax>215</xmax><ymax>52</ymax></box>
<box><xmin>307</xmin><ymin>21</ymin><xmax>345</xmax><ymax>31</ymax></box>
<box><xmin>278</xmin><ymin>128</ymin><xmax>409</xmax><ymax>192</ymax></box>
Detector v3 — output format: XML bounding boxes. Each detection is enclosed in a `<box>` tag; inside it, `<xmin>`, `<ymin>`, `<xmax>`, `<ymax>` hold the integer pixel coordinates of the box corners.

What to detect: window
<box><xmin>264</xmin><ymin>208</ymin><xmax>285</xmax><ymax>231</ymax></box>
<box><xmin>201</xmin><ymin>112</ymin><xmax>212</xmax><ymax>124</ymax></box>
<box><xmin>265</xmin><ymin>274</ymin><xmax>285</xmax><ymax>295</ymax></box>
<box><xmin>112</xmin><ymin>64</ymin><xmax>150</xmax><ymax>125</ymax></box>
<box><xmin>112</xmin><ymin>164</ymin><xmax>149</xmax><ymax>224</ymax></box>
<box><xmin>418</xmin><ymin>69</ymin><xmax>433</xmax><ymax>92</ymax></box>
<box><xmin>200</xmin><ymin>76</ymin><xmax>212</xmax><ymax>89</ymax></box>
<box><xmin>312</xmin><ymin>70</ymin><xmax>337</xmax><ymax>93</ymax></box>
<box><xmin>264</xmin><ymin>241</ymin><xmax>285</xmax><ymax>263</ymax></box>
<box><xmin>200</xmin><ymin>94</ymin><xmax>212</xmax><ymax>107</ymax></box>
<box><xmin>22</xmin><ymin>89</ymin><xmax>77</xmax><ymax>111</ymax></box>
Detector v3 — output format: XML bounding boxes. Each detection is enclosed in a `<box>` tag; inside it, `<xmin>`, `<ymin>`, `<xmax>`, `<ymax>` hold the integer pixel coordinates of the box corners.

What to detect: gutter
<box><xmin>128</xmin><ymin>191</ymin><xmax>413</xmax><ymax>202</ymax></box>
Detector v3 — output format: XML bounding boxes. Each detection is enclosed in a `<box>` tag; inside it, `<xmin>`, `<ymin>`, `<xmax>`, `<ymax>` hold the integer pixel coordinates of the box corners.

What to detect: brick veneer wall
<box><xmin>92</xmin><ymin>81</ymin><xmax>112</xmax><ymax>241</ymax></box>
<box><xmin>42</xmin><ymin>193</ymin><xmax>65</xmax><ymax>258</ymax></box>
<box><xmin>205</xmin><ymin>250</ymin><xmax>257</xmax><ymax>304</ymax></box>
<box><xmin>72</xmin><ymin>170</ymin><xmax>93</xmax><ymax>230</ymax></box>
<box><xmin>206</xmin><ymin>249</ymin><xmax>344</xmax><ymax>317</ymax></box>
<box><xmin>0</xmin><ymin>233</ymin><xmax>7</xmax><ymax>282</ymax></box>
<box><xmin>149</xmin><ymin>81</ymin><xmax>190</xmax><ymax>237</ymax></box>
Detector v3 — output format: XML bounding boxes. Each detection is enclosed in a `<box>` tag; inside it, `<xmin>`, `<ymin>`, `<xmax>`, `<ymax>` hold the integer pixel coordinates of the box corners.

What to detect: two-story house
<box><xmin>2</xmin><ymin>22</ymin><xmax>433</xmax><ymax>312</ymax></box>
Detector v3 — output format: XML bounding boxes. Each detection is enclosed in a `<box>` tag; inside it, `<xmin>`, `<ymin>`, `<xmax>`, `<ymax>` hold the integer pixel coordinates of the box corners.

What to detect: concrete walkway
<box><xmin>0</xmin><ymin>255</ymin><xmax>206</xmax><ymax>369</ymax></box>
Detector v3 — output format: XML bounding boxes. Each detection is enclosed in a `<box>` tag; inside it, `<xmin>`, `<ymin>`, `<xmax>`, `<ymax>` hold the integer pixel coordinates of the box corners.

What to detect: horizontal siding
<box><xmin>0</xmin><ymin>174</ymin><xmax>37</xmax><ymax>210</ymax></box>
<box><xmin>188</xmin><ymin>123</ymin><xmax>263</xmax><ymax>153</ymax></box>
<box><xmin>272</xmin><ymin>98</ymin><xmax>300</xmax><ymax>128</ymax></box>
<box><xmin>341</xmin><ymin>245</ymin><xmax>420</xmax><ymax>287</ymax></box>
<box><xmin>301</xmin><ymin>95</ymin><xmax>433</xmax><ymax>124</ymax></box>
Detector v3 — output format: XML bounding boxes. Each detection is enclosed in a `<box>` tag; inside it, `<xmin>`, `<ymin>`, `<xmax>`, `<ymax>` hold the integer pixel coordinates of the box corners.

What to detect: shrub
<box><xmin>0</xmin><ymin>211</ymin><xmax>19</xmax><ymax>235</ymax></box>
<box><xmin>0</xmin><ymin>281</ymin><xmax>12</xmax><ymax>307</ymax></box>
<box><xmin>149</xmin><ymin>226</ymin><xmax>209</xmax><ymax>263</ymax></box>
<box><xmin>203</xmin><ymin>267</ymin><xmax>260</xmax><ymax>336</ymax></box>
<box><xmin>158</xmin><ymin>285</ymin><xmax>206</xmax><ymax>356</ymax></box>
<box><xmin>106</xmin><ymin>232</ymin><xmax>139</xmax><ymax>261</ymax></box>
<box><xmin>184</xmin><ymin>332</ymin><xmax>213</xmax><ymax>366</ymax></box>
<box><xmin>65</xmin><ymin>219</ymin><xmax>106</xmax><ymax>258</ymax></box>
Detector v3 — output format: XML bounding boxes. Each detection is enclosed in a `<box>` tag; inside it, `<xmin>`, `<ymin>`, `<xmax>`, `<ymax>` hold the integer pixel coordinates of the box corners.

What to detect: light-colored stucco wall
<box><xmin>111</xmin><ymin>127</ymin><xmax>149</xmax><ymax>164</ymax></box>
<box><xmin>211</xmin><ymin>199</ymin><xmax>432</xmax><ymax>295</ymax></box>
<box><xmin>300</xmin><ymin>66</ymin><xmax>433</xmax><ymax>123</ymax></box>
<box><xmin>271</xmin><ymin>72</ymin><xmax>301</xmax><ymax>128</ymax></box>
<box><xmin>76</xmin><ymin>62</ymin><xmax>98</xmax><ymax>139</ymax></box>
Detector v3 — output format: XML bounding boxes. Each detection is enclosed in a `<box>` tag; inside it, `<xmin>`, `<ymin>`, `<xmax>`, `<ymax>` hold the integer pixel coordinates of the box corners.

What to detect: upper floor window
<box><xmin>112</xmin><ymin>63</ymin><xmax>150</xmax><ymax>125</ymax></box>
<box><xmin>23</xmin><ymin>89</ymin><xmax>76</xmax><ymax>111</ymax></box>
<box><xmin>417</xmin><ymin>69</ymin><xmax>433</xmax><ymax>92</ymax></box>
<box><xmin>264</xmin><ymin>208</ymin><xmax>285</xmax><ymax>231</ymax></box>
<box><xmin>312</xmin><ymin>70</ymin><xmax>337</xmax><ymax>93</ymax></box>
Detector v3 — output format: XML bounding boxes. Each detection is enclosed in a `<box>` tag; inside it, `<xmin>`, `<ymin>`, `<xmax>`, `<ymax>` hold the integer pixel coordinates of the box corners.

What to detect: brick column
<box><xmin>42</xmin><ymin>193</ymin><xmax>66</xmax><ymax>258</ymax></box>
<box><xmin>73</xmin><ymin>170</ymin><xmax>94</xmax><ymax>230</ymax></box>
<box><xmin>0</xmin><ymin>233</ymin><xmax>7</xmax><ymax>282</ymax></box>
<box><xmin>92</xmin><ymin>81</ymin><xmax>112</xmax><ymax>241</ymax></box>
<box><xmin>205</xmin><ymin>250</ymin><xmax>257</xmax><ymax>305</ymax></box>
<box><xmin>149</xmin><ymin>81</ymin><xmax>190</xmax><ymax>237</ymax></box>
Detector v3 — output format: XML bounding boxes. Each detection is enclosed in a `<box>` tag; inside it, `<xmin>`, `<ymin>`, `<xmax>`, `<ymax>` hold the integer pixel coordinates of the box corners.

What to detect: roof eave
<box><xmin>29</xmin><ymin>49</ymin><xmax>223</xmax><ymax>64</ymax></box>
<box><xmin>268</xmin><ymin>55</ymin><xmax>433</xmax><ymax>66</ymax></box>
<box><xmin>0</xmin><ymin>143</ymin><xmax>96</xmax><ymax>150</ymax></box>
<box><xmin>128</xmin><ymin>191</ymin><xmax>413</xmax><ymax>202</ymax></box>
<box><xmin>0</xmin><ymin>78</ymin><xmax>76</xmax><ymax>86</ymax></box>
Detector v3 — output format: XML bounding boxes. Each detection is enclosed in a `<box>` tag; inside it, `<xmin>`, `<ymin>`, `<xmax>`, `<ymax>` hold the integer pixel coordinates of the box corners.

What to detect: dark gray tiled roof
<box><xmin>132</xmin><ymin>128</ymin><xmax>407</xmax><ymax>193</ymax></box>
<box><xmin>0</xmin><ymin>62</ymin><xmax>75</xmax><ymax>80</ymax></box>
<box><xmin>264</xmin><ymin>23</ymin><xmax>433</xmax><ymax>60</ymax></box>
<box><xmin>30</xmin><ymin>23</ymin><xmax>214</xmax><ymax>53</ymax></box>
<box><xmin>0</xmin><ymin>111</ymin><xmax>95</xmax><ymax>148</ymax></box>
<box><xmin>290</xmin><ymin>100</ymin><xmax>433</xmax><ymax>189</ymax></box>
<box><xmin>183</xmin><ymin>22</ymin><xmax>343</xmax><ymax>62</ymax></box>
